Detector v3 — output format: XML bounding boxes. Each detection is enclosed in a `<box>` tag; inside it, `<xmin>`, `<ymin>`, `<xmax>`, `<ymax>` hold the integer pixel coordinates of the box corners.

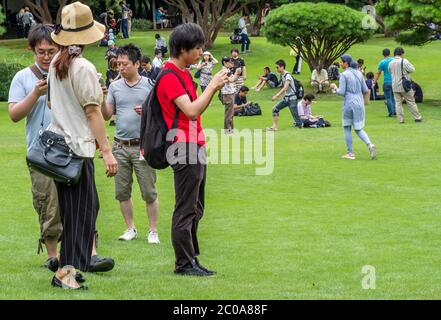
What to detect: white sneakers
<box><xmin>118</xmin><ymin>228</ymin><xmax>160</xmax><ymax>244</ymax></box>
<box><xmin>118</xmin><ymin>228</ymin><xmax>138</xmax><ymax>241</ymax></box>
<box><xmin>147</xmin><ymin>231</ymin><xmax>160</xmax><ymax>244</ymax></box>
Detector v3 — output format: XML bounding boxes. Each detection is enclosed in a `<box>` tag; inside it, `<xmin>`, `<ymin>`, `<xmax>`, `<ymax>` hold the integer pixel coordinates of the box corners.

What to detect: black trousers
<box><xmin>55</xmin><ymin>158</ymin><xmax>99</xmax><ymax>272</ymax></box>
<box><xmin>170</xmin><ymin>143</ymin><xmax>206</xmax><ymax>270</ymax></box>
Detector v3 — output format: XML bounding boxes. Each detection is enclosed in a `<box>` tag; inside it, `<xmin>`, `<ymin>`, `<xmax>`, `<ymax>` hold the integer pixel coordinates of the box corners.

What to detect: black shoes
<box><xmin>174</xmin><ymin>260</ymin><xmax>216</xmax><ymax>277</ymax></box>
<box><xmin>43</xmin><ymin>257</ymin><xmax>59</xmax><ymax>272</ymax></box>
<box><xmin>195</xmin><ymin>258</ymin><xmax>216</xmax><ymax>276</ymax></box>
<box><xmin>88</xmin><ymin>255</ymin><xmax>115</xmax><ymax>273</ymax></box>
<box><xmin>415</xmin><ymin>118</ymin><xmax>423</xmax><ymax>123</ymax></box>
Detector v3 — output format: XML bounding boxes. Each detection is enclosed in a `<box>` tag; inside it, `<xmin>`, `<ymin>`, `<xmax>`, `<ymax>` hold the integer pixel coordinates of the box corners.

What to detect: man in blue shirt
<box><xmin>373</xmin><ymin>48</ymin><xmax>396</xmax><ymax>117</ymax></box>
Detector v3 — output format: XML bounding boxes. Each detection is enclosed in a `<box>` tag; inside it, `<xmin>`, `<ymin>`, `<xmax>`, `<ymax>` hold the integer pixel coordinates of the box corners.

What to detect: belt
<box><xmin>114</xmin><ymin>137</ymin><xmax>141</xmax><ymax>146</ymax></box>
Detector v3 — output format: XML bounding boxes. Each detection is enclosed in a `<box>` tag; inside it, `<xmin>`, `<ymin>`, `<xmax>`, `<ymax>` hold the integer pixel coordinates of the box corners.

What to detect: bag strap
<box><xmin>30</xmin><ymin>64</ymin><xmax>49</xmax><ymax>130</ymax></box>
<box><xmin>154</xmin><ymin>68</ymin><xmax>194</xmax><ymax>130</ymax></box>
<box><xmin>30</xmin><ymin>64</ymin><xmax>44</xmax><ymax>80</ymax></box>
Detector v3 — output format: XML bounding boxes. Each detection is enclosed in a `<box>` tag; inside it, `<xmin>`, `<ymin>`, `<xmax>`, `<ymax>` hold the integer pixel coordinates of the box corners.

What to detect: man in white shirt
<box><xmin>238</xmin><ymin>14</ymin><xmax>251</xmax><ymax>54</ymax></box>
<box><xmin>311</xmin><ymin>65</ymin><xmax>329</xmax><ymax>93</ymax></box>
<box><xmin>388</xmin><ymin>47</ymin><xmax>423</xmax><ymax>123</ymax></box>
<box><xmin>152</xmin><ymin>48</ymin><xmax>163</xmax><ymax>69</ymax></box>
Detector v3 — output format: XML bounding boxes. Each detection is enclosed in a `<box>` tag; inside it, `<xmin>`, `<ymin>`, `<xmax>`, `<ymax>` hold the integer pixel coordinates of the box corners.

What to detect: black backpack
<box><xmin>140</xmin><ymin>69</ymin><xmax>193</xmax><ymax>169</ymax></box>
<box><xmin>284</xmin><ymin>72</ymin><xmax>304</xmax><ymax>99</ymax></box>
<box><xmin>292</xmin><ymin>78</ymin><xmax>304</xmax><ymax>99</ymax></box>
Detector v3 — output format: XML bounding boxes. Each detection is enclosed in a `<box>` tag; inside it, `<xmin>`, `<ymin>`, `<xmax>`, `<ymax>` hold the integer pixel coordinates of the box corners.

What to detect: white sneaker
<box><xmin>147</xmin><ymin>230</ymin><xmax>160</xmax><ymax>244</ymax></box>
<box><xmin>368</xmin><ymin>144</ymin><xmax>377</xmax><ymax>160</ymax></box>
<box><xmin>118</xmin><ymin>228</ymin><xmax>137</xmax><ymax>241</ymax></box>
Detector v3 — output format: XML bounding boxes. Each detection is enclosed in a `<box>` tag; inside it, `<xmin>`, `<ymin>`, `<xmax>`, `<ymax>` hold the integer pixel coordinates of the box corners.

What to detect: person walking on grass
<box><xmin>156</xmin><ymin>23</ymin><xmax>228</xmax><ymax>276</ymax></box>
<box><xmin>330</xmin><ymin>54</ymin><xmax>377</xmax><ymax>160</ymax></box>
<box><xmin>388</xmin><ymin>47</ymin><xmax>423</xmax><ymax>124</ymax></box>
<box><xmin>47</xmin><ymin>2</ymin><xmax>118</xmax><ymax>290</ymax></box>
<box><xmin>373</xmin><ymin>48</ymin><xmax>396</xmax><ymax>117</ymax></box>
<box><xmin>266</xmin><ymin>59</ymin><xmax>302</xmax><ymax>131</ymax></box>
<box><xmin>102</xmin><ymin>44</ymin><xmax>160</xmax><ymax>244</ymax></box>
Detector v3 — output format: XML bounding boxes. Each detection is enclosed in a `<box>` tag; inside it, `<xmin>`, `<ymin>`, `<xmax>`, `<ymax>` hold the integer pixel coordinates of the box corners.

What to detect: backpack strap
<box><xmin>30</xmin><ymin>64</ymin><xmax>44</xmax><ymax>80</ymax></box>
<box><xmin>154</xmin><ymin>68</ymin><xmax>194</xmax><ymax>131</ymax></box>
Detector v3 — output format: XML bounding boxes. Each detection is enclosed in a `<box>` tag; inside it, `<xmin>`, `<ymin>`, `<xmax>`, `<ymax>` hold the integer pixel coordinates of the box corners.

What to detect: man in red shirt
<box><xmin>156</xmin><ymin>23</ymin><xmax>228</xmax><ymax>276</ymax></box>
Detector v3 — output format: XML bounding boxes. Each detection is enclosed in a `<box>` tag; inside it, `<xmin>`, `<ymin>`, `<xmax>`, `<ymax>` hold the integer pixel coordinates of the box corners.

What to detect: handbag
<box><xmin>401</xmin><ymin>58</ymin><xmax>413</xmax><ymax>92</ymax></box>
<box><xmin>26</xmin><ymin>78</ymin><xmax>84</xmax><ymax>186</ymax></box>
<box><xmin>194</xmin><ymin>69</ymin><xmax>201</xmax><ymax>79</ymax></box>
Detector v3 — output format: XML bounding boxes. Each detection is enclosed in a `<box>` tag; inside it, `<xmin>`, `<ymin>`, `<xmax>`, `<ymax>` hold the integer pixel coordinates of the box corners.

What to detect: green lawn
<box><xmin>1</xmin><ymin>32</ymin><xmax>441</xmax><ymax>299</ymax></box>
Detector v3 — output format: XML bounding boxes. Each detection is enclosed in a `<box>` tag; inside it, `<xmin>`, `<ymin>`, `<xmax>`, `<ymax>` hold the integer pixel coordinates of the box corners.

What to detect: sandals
<box><xmin>51</xmin><ymin>266</ymin><xmax>88</xmax><ymax>290</ymax></box>
<box><xmin>266</xmin><ymin>127</ymin><xmax>278</xmax><ymax>132</ymax></box>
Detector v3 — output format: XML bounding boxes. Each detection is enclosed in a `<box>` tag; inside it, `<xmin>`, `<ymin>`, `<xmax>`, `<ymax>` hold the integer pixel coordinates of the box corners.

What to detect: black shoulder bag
<box><xmin>26</xmin><ymin>77</ymin><xmax>84</xmax><ymax>186</ymax></box>
<box><xmin>401</xmin><ymin>58</ymin><xmax>413</xmax><ymax>92</ymax></box>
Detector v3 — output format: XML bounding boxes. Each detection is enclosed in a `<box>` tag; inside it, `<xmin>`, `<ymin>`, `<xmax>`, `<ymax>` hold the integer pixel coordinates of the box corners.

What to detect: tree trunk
<box><xmin>251</xmin><ymin>1</ymin><xmax>265</xmax><ymax>36</ymax></box>
<box><xmin>164</xmin><ymin>0</ymin><xmax>258</xmax><ymax>49</ymax></box>
<box><xmin>25</xmin><ymin>0</ymin><xmax>52</xmax><ymax>23</ymax></box>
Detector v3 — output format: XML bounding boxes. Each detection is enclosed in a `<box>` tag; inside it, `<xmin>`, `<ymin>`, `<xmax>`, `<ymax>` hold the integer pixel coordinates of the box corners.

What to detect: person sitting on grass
<box><xmin>234</xmin><ymin>85</ymin><xmax>250</xmax><ymax>115</ymax></box>
<box><xmin>311</xmin><ymin>64</ymin><xmax>329</xmax><ymax>94</ymax></box>
<box><xmin>365</xmin><ymin>72</ymin><xmax>384</xmax><ymax>101</ymax></box>
<box><xmin>251</xmin><ymin>66</ymin><xmax>279</xmax><ymax>91</ymax></box>
<box><xmin>297</xmin><ymin>94</ymin><xmax>326</xmax><ymax>128</ymax></box>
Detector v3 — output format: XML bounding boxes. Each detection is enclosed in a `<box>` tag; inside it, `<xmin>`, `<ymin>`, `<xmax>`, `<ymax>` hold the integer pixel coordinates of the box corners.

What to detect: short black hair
<box><xmin>357</xmin><ymin>58</ymin><xmax>364</xmax><ymax>65</ymax></box>
<box><xmin>264</xmin><ymin>66</ymin><xmax>270</xmax><ymax>72</ymax></box>
<box><xmin>28</xmin><ymin>24</ymin><xmax>55</xmax><ymax>51</ymax></box>
<box><xmin>239</xmin><ymin>85</ymin><xmax>249</xmax><ymax>92</ymax></box>
<box><xmin>222</xmin><ymin>56</ymin><xmax>233</xmax><ymax>65</ymax></box>
<box><xmin>275</xmin><ymin>59</ymin><xmax>286</xmax><ymax>69</ymax></box>
<box><xmin>154</xmin><ymin>48</ymin><xmax>162</xmax><ymax>56</ymax></box>
<box><xmin>141</xmin><ymin>55</ymin><xmax>151</xmax><ymax>64</ymax></box>
<box><xmin>366</xmin><ymin>72</ymin><xmax>374</xmax><ymax>79</ymax></box>
<box><xmin>304</xmin><ymin>93</ymin><xmax>315</xmax><ymax>101</ymax></box>
<box><xmin>117</xmin><ymin>43</ymin><xmax>141</xmax><ymax>64</ymax></box>
<box><xmin>382</xmin><ymin>48</ymin><xmax>390</xmax><ymax>56</ymax></box>
<box><xmin>394</xmin><ymin>47</ymin><xmax>405</xmax><ymax>56</ymax></box>
<box><xmin>231</xmin><ymin>48</ymin><xmax>239</xmax><ymax>54</ymax></box>
<box><xmin>169</xmin><ymin>23</ymin><xmax>205</xmax><ymax>58</ymax></box>
<box><xmin>155</xmin><ymin>33</ymin><xmax>161</xmax><ymax>39</ymax></box>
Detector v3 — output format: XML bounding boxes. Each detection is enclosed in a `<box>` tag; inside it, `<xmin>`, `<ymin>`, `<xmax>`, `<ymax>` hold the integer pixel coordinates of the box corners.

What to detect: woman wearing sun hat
<box><xmin>196</xmin><ymin>51</ymin><xmax>218</xmax><ymax>92</ymax></box>
<box><xmin>47</xmin><ymin>1</ymin><xmax>118</xmax><ymax>289</ymax></box>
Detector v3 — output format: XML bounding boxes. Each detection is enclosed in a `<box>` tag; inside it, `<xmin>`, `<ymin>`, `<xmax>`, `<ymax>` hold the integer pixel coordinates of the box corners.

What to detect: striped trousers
<box><xmin>55</xmin><ymin>158</ymin><xmax>99</xmax><ymax>272</ymax></box>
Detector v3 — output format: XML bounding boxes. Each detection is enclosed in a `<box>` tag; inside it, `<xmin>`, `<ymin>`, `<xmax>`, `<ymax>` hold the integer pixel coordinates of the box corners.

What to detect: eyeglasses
<box><xmin>35</xmin><ymin>50</ymin><xmax>57</xmax><ymax>57</ymax></box>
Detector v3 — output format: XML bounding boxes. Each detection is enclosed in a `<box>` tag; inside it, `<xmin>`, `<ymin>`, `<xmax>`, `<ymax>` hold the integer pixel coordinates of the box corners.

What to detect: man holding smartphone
<box><xmin>102</xmin><ymin>44</ymin><xmax>160</xmax><ymax>244</ymax></box>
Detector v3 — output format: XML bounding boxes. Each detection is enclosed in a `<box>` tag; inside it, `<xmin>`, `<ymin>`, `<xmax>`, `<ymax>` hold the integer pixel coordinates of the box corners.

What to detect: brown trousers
<box><xmin>223</xmin><ymin>93</ymin><xmax>235</xmax><ymax>130</ymax></box>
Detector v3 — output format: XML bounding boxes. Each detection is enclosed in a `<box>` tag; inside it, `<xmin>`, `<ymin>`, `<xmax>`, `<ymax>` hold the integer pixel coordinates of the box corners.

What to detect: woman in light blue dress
<box><xmin>330</xmin><ymin>54</ymin><xmax>377</xmax><ymax>160</ymax></box>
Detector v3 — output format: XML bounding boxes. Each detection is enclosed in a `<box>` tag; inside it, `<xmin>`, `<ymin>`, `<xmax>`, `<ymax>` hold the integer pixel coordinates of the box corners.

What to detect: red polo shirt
<box><xmin>156</xmin><ymin>62</ymin><xmax>206</xmax><ymax>146</ymax></box>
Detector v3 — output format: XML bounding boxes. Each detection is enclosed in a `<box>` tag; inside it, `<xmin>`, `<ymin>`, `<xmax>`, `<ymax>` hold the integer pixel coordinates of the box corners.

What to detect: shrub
<box><xmin>0</xmin><ymin>62</ymin><xmax>26</xmax><ymax>101</ymax></box>
<box><xmin>131</xmin><ymin>19</ymin><xmax>153</xmax><ymax>32</ymax></box>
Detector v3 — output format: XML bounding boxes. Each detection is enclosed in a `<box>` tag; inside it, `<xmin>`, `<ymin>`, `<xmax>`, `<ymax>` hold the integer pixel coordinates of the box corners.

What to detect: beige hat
<box><xmin>202</xmin><ymin>51</ymin><xmax>212</xmax><ymax>57</ymax></box>
<box><xmin>51</xmin><ymin>2</ymin><xmax>105</xmax><ymax>46</ymax></box>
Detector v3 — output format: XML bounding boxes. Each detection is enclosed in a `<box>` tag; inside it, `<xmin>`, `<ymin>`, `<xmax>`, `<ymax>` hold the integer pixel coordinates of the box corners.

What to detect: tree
<box><xmin>377</xmin><ymin>0</ymin><xmax>441</xmax><ymax>45</ymax></box>
<box><xmin>163</xmin><ymin>0</ymin><xmax>259</xmax><ymax>48</ymax></box>
<box><xmin>0</xmin><ymin>5</ymin><xmax>5</xmax><ymax>36</ymax></box>
<box><xmin>24</xmin><ymin>0</ymin><xmax>74</xmax><ymax>23</ymax></box>
<box><xmin>263</xmin><ymin>2</ymin><xmax>375</xmax><ymax>71</ymax></box>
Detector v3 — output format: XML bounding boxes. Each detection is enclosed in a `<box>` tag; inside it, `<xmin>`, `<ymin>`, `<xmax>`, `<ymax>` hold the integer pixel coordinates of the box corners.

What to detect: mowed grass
<box><xmin>1</xmin><ymin>32</ymin><xmax>441</xmax><ymax>299</ymax></box>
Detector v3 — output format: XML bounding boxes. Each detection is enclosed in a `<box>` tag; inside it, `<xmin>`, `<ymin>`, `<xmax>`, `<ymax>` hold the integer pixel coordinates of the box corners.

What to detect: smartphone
<box><xmin>97</xmin><ymin>73</ymin><xmax>105</xmax><ymax>87</ymax></box>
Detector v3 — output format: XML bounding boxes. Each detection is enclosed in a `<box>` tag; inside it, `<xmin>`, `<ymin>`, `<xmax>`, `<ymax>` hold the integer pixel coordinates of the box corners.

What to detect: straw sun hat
<box><xmin>51</xmin><ymin>1</ymin><xmax>105</xmax><ymax>46</ymax></box>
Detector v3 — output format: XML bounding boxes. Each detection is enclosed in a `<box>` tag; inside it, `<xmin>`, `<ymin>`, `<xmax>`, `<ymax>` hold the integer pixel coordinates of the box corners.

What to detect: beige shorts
<box><xmin>29</xmin><ymin>168</ymin><xmax>62</xmax><ymax>242</ymax></box>
<box><xmin>112</xmin><ymin>141</ymin><xmax>158</xmax><ymax>203</ymax></box>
